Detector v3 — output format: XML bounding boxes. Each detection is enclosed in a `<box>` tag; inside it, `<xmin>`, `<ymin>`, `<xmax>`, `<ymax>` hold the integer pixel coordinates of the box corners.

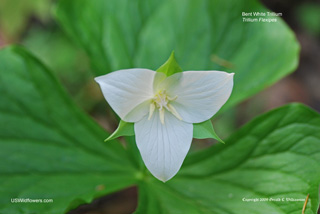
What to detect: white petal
<box><xmin>95</xmin><ymin>69</ymin><xmax>155</xmax><ymax>122</ymax></box>
<box><xmin>165</xmin><ymin>71</ymin><xmax>234</xmax><ymax>123</ymax></box>
<box><xmin>134</xmin><ymin>109</ymin><xmax>193</xmax><ymax>182</ymax></box>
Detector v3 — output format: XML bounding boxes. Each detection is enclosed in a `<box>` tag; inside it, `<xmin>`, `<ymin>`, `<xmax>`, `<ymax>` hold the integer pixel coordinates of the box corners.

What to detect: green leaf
<box><xmin>156</xmin><ymin>51</ymin><xmax>183</xmax><ymax>77</ymax></box>
<box><xmin>105</xmin><ymin>120</ymin><xmax>134</xmax><ymax>141</ymax></box>
<box><xmin>106</xmin><ymin>119</ymin><xmax>223</xmax><ymax>143</ymax></box>
<box><xmin>193</xmin><ymin>120</ymin><xmax>224</xmax><ymax>143</ymax></box>
<box><xmin>56</xmin><ymin>0</ymin><xmax>299</xmax><ymax>110</ymax></box>
<box><xmin>136</xmin><ymin>104</ymin><xmax>320</xmax><ymax>213</ymax></box>
<box><xmin>0</xmin><ymin>46</ymin><xmax>138</xmax><ymax>214</ymax></box>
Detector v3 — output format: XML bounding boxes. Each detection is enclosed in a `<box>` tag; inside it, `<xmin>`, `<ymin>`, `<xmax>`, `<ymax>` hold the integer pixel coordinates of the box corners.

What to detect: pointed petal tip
<box><xmin>227</xmin><ymin>72</ymin><xmax>235</xmax><ymax>78</ymax></box>
<box><xmin>155</xmin><ymin>174</ymin><xmax>172</xmax><ymax>183</ymax></box>
<box><xmin>159</xmin><ymin>177</ymin><xmax>167</xmax><ymax>183</ymax></box>
<box><xmin>94</xmin><ymin>76</ymin><xmax>101</xmax><ymax>84</ymax></box>
<box><xmin>225</xmin><ymin>72</ymin><xmax>234</xmax><ymax>81</ymax></box>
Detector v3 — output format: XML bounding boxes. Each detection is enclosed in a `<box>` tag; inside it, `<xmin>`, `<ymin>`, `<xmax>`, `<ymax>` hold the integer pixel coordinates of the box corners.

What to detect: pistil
<box><xmin>148</xmin><ymin>90</ymin><xmax>182</xmax><ymax>124</ymax></box>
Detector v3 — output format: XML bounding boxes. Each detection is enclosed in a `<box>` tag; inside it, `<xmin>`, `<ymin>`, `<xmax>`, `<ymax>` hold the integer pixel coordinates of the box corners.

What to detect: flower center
<box><xmin>148</xmin><ymin>90</ymin><xmax>182</xmax><ymax>124</ymax></box>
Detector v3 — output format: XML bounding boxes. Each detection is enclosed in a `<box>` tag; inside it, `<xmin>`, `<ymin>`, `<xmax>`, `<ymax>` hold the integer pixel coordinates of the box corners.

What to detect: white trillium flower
<box><xmin>95</xmin><ymin>68</ymin><xmax>234</xmax><ymax>182</ymax></box>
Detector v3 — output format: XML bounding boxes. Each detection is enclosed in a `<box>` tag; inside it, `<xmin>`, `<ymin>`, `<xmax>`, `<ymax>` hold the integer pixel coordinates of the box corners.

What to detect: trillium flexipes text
<box><xmin>95</xmin><ymin>68</ymin><xmax>234</xmax><ymax>181</ymax></box>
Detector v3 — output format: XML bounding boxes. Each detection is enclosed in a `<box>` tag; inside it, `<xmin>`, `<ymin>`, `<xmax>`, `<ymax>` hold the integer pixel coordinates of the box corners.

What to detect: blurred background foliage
<box><xmin>0</xmin><ymin>0</ymin><xmax>319</xmax><ymax>213</ymax></box>
<box><xmin>0</xmin><ymin>0</ymin><xmax>51</xmax><ymax>41</ymax></box>
<box><xmin>0</xmin><ymin>0</ymin><xmax>105</xmax><ymax>116</ymax></box>
<box><xmin>296</xmin><ymin>2</ymin><xmax>320</xmax><ymax>37</ymax></box>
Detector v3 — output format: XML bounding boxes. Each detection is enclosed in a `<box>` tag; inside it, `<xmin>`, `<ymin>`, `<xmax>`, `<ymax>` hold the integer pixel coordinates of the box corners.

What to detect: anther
<box><xmin>148</xmin><ymin>103</ymin><xmax>155</xmax><ymax>120</ymax></box>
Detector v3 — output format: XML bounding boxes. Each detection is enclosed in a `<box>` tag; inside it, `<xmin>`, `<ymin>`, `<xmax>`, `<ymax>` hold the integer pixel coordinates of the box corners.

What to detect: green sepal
<box><xmin>105</xmin><ymin>120</ymin><xmax>134</xmax><ymax>141</ymax></box>
<box><xmin>193</xmin><ymin>120</ymin><xmax>224</xmax><ymax>144</ymax></box>
<box><xmin>106</xmin><ymin>119</ymin><xmax>224</xmax><ymax>144</ymax></box>
<box><xmin>156</xmin><ymin>51</ymin><xmax>183</xmax><ymax>76</ymax></box>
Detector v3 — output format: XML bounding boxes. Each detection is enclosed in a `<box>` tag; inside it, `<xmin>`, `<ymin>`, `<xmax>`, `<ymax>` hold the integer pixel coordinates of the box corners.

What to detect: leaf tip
<box><xmin>104</xmin><ymin>134</ymin><xmax>114</xmax><ymax>142</ymax></box>
<box><xmin>219</xmin><ymin>139</ymin><xmax>225</xmax><ymax>144</ymax></box>
<box><xmin>156</xmin><ymin>51</ymin><xmax>182</xmax><ymax>76</ymax></box>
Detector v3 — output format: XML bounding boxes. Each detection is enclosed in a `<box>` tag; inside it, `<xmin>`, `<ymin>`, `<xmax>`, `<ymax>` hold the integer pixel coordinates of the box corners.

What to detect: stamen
<box><xmin>148</xmin><ymin>103</ymin><xmax>155</xmax><ymax>120</ymax></box>
<box><xmin>167</xmin><ymin>95</ymin><xmax>178</xmax><ymax>101</ymax></box>
<box><xmin>159</xmin><ymin>108</ymin><xmax>165</xmax><ymax>124</ymax></box>
<box><xmin>167</xmin><ymin>104</ymin><xmax>182</xmax><ymax>120</ymax></box>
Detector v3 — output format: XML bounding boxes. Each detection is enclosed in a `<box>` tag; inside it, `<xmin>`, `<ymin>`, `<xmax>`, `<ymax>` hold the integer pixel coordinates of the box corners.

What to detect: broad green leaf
<box><xmin>136</xmin><ymin>104</ymin><xmax>320</xmax><ymax>214</ymax></box>
<box><xmin>156</xmin><ymin>51</ymin><xmax>183</xmax><ymax>77</ymax></box>
<box><xmin>56</xmin><ymin>0</ymin><xmax>299</xmax><ymax>110</ymax></box>
<box><xmin>0</xmin><ymin>46</ymin><xmax>138</xmax><ymax>214</ymax></box>
<box><xmin>106</xmin><ymin>119</ymin><xmax>224</xmax><ymax>143</ymax></box>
